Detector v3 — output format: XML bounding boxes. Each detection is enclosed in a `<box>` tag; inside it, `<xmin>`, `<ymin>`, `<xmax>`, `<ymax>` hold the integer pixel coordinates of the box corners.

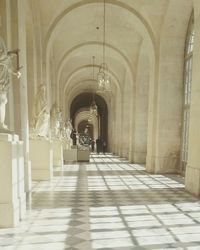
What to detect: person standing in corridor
<box><xmin>102</xmin><ymin>141</ymin><xmax>106</xmax><ymax>154</ymax></box>
<box><xmin>96</xmin><ymin>137</ymin><xmax>102</xmax><ymax>154</ymax></box>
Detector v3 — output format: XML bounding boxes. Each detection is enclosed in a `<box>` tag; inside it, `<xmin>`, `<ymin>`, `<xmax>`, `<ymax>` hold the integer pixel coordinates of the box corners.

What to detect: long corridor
<box><xmin>1</xmin><ymin>154</ymin><xmax>200</xmax><ymax>250</ymax></box>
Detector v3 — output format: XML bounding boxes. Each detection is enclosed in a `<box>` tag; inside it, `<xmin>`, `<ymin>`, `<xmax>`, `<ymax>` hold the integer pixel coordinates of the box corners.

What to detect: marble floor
<box><xmin>1</xmin><ymin>153</ymin><xmax>200</xmax><ymax>250</ymax></box>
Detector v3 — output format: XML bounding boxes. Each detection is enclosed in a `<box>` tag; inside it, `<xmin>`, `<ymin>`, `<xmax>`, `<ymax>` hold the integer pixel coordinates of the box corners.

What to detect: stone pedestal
<box><xmin>30</xmin><ymin>139</ymin><xmax>53</xmax><ymax>181</ymax></box>
<box><xmin>52</xmin><ymin>139</ymin><xmax>63</xmax><ymax>168</ymax></box>
<box><xmin>63</xmin><ymin>148</ymin><xmax>77</xmax><ymax>162</ymax></box>
<box><xmin>63</xmin><ymin>148</ymin><xmax>90</xmax><ymax>162</ymax></box>
<box><xmin>77</xmin><ymin>149</ymin><xmax>90</xmax><ymax>162</ymax></box>
<box><xmin>0</xmin><ymin>134</ymin><xmax>20</xmax><ymax>227</ymax></box>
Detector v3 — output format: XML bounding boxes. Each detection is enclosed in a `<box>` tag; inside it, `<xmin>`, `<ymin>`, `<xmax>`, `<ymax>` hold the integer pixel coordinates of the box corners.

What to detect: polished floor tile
<box><xmin>0</xmin><ymin>153</ymin><xmax>200</xmax><ymax>250</ymax></box>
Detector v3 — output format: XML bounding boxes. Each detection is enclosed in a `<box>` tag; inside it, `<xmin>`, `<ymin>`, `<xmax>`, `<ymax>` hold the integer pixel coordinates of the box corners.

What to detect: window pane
<box><xmin>181</xmin><ymin>13</ymin><xmax>194</xmax><ymax>172</ymax></box>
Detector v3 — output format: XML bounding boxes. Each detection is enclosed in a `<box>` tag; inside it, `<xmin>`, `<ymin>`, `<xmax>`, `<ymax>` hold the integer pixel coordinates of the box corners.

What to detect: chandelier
<box><xmin>90</xmin><ymin>98</ymin><xmax>98</xmax><ymax>117</ymax></box>
<box><xmin>89</xmin><ymin>56</ymin><xmax>98</xmax><ymax>117</ymax></box>
<box><xmin>97</xmin><ymin>0</ymin><xmax>111</xmax><ymax>92</ymax></box>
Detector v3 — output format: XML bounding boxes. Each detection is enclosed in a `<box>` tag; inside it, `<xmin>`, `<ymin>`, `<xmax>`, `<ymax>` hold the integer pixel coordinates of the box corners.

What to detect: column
<box><xmin>146</xmin><ymin>6</ymin><xmax>186</xmax><ymax>173</ymax></box>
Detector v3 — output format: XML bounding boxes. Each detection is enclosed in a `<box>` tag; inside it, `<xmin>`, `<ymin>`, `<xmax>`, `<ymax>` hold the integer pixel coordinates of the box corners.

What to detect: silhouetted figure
<box><xmin>102</xmin><ymin>141</ymin><xmax>106</xmax><ymax>154</ymax></box>
<box><xmin>70</xmin><ymin>129</ymin><xmax>77</xmax><ymax>146</ymax></box>
<box><xmin>96</xmin><ymin>137</ymin><xmax>102</xmax><ymax>154</ymax></box>
<box><xmin>91</xmin><ymin>140</ymin><xmax>95</xmax><ymax>152</ymax></box>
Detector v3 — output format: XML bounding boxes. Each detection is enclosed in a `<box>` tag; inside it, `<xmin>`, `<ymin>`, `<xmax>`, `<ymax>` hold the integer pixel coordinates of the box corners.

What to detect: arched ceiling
<box><xmin>46</xmin><ymin>1</ymin><xmax>148</xmax><ymax>106</ymax></box>
<box><xmin>30</xmin><ymin>0</ymin><xmax>160</xmax><ymax>105</ymax></box>
<box><xmin>49</xmin><ymin>3</ymin><xmax>145</xmax><ymax>64</ymax></box>
<box><xmin>70</xmin><ymin>92</ymin><xmax>108</xmax><ymax>141</ymax></box>
<box><xmin>70</xmin><ymin>92</ymin><xmax>108</xmax><ymax>120</ymax></box>
<box><xmin>28</xmin><ymin>0</ymin><xmax>193</xmax><ymax>111</ymax></box>
<box><xmin>74</xmin><ymin>110</ymin><xmax>98</xmax><ymax>140</ymax></box>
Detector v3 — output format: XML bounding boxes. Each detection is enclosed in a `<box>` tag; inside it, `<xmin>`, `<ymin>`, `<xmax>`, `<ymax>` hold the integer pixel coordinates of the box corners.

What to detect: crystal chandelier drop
<box><xmin>97</xmin><ymin>0</ymin><xmax>111</xmax><ymax>92</ymax></box>
<box><xmin>90</xmin><ymin>99</ymin><xmax>98</xmax><ymax>117</ymax></box>
<box><xmin>97</xmin><ymin>63</ymin><xmax>111</xmax><ymax>92</ymax></box>
<box><xmin>89</xmin><ymin>56</ymin><xmax>98</xmax><ymax>117</ymax></box>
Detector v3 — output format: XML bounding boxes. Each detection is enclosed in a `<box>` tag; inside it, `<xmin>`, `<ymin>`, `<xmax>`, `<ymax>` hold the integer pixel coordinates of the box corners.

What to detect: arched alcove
<box><xmin>70</xmin><ymin>92</ymin><xmax>108</xmax><ymax>144</ymax></box>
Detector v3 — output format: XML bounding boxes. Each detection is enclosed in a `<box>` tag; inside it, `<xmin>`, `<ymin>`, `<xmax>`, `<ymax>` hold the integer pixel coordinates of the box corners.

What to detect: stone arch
<box><xmin>44</xmin><ymin>0</ymin><xmax>156</xmax><ymax>55</ymax></box>
<box><xmin>56</xmin><ymin>42</ymin><xmax>134</xmax><ymax>103</ymax></box>
<box><xmin>70</xmin><ymin>93</ymin><xmax>108</xmax><ymax>144</ymax></box>
<box><xmin>44</xmin><ymin>0</ymin><xmax>156</xmax><ymax>108</ymax></box>
<box><xmin>61</xmin><ymin>65</ymin><xmax>120</xmax><ymax>111</ymax></box>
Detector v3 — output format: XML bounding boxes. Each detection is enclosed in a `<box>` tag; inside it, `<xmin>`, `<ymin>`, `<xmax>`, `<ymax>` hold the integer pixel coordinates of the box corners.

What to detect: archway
<box><xmin>78</xmin><ymin>120</ymin><xmax>94</xmax><ymax>139</ymax></box>
<box><xmin>70</xmin><ymin>92</ymin><xmax>108</xmax><ymax>145</ymax></box>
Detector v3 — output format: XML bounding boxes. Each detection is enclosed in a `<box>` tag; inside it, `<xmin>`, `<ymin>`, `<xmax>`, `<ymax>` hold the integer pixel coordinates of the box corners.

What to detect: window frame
<box><xmin>181</xmin><ymin>12</ymin><xmax>194</xmax><ymax>175</ymax></box>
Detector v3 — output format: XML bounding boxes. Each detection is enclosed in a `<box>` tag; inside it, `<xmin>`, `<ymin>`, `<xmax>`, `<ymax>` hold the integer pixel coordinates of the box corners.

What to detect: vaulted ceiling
<box><xmin>27</xmin><ymin>0</ymin><xmax>192</xmax><ymax>118</ymax></box>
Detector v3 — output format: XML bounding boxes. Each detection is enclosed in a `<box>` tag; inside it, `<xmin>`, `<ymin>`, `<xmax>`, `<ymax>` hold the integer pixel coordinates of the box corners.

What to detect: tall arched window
<box><xmin>181</xmin><ymin>13</ymin><xmax>194</xmax><ymax>175</ymax></box>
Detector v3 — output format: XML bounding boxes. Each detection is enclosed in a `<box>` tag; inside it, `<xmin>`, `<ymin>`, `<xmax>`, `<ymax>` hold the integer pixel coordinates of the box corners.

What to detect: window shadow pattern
<box><xmin>0</xmin><ymin>153</ymin><xmax>200</xmax><ymax>250</ymax></box>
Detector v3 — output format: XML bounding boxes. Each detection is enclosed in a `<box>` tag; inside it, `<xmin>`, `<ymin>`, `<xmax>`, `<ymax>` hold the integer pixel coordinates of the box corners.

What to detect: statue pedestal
<box><xmin>0</xmin><ymin>134</ymin><xmax>26</xmax><ymax>227</ymax></box>
<box><xmin>63</xmin><ymin>147</ymin><xmax>90</xmax><ymax>162</ymax></box>
<box><xmin>63</xmin><ymin>148</ymin><xmax>77</xmax><ymax>162</ymax></box>
<box><xmin>30</xmin><ymin>139</ymin><xmax>53</xmax><ymax>180</ymax></box>
<box><xmin>52</xmin><ymin>139</ymin><xmax>63</xmax><ymax>168</ymax></box>
<box><xmin>77</xmin><ymin>149</ymin><xmax>90</xmax><ymax>162</ymax></box>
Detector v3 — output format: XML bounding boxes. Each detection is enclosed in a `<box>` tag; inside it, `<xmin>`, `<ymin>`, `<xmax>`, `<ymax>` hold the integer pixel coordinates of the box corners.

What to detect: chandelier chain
<box><xmin>103</xmin><ymin>0</ymin><xmax>106</xmax><ymax>66</ymax></box>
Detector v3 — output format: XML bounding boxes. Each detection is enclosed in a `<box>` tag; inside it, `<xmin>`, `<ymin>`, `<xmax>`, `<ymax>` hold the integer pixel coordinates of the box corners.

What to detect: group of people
<box><xmin>90</xmin><ymin>137</ymin><xmax>106</xmax><ymax>154</ymax></box>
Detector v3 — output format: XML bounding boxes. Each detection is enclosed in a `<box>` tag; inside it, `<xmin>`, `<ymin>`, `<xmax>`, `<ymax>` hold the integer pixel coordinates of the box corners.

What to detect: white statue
<box><xmin>60</xmin><ymin>122</ymin><xmax>67</xmax><ymax>139</ymax></box>
<box><xmin>66</xmin><ymin>119</ymin><xmax>73</xmax><ymax>140</ymax></box>
<box><xmin>31</xmin><ymin>84</ymin><xmax>49</xmax><ymax>138</ymax></box>
<box><xmin>0</xmin><ymin>36</ymin><xmax>19</xmax><ymax>133</ymax></box>
<box><xmin>61</xmin><ymin>118</ymin><xmax>73</xmax><ymax>149</ymax></box>
<box><xmin>0</xmin><ymin>91</ymin><xmax>8</xmax><ymax>131</ymax></box>
<box><xmin>50</xmin><ymin>103</ymin><xmax>62</xmax><ymax>139</ymax></box>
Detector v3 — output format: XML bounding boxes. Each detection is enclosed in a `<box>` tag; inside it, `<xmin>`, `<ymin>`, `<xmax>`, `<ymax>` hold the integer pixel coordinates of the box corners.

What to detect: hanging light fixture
<box><xmin>90</xmin><ymin>56</ymin><xmax>98</xmax><ymax>117</ymax></box>
<box><xmin>97</xmin><ymin>0</ymin><xmax>111</xmax><ymax>92</ymax></box>
<box><xmin>90</xmin><ymin>98</ymin><xmax>98</xmax><ymax>117</ymax></box>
